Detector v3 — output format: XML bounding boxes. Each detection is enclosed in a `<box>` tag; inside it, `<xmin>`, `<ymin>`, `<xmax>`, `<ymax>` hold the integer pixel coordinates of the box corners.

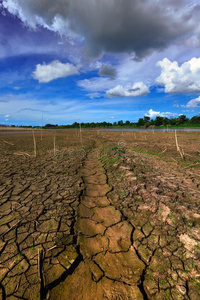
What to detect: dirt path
<box><xmin>50</xmin><ymin>148</ymin><xmax>146</xmax><ymax>300</ymax></box>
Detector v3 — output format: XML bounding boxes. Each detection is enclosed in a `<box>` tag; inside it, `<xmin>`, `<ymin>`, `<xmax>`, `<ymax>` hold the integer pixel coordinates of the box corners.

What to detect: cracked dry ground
<box><xmin>51</xmin><ymin>149</ymin><xmax>145</xmax><ymax>300</ymax></box>
<box><xmin>99</xmin><ymin>132</ymin><xmax>200</xmax><ymax>300</ymax></box>
<box><xmin>0</xmin><ymin>137</ymin><xmax>145</xmax><ymax>300</ymax></box>
<box><xmin>0</xmin><ymin>130</ymin><xmax>200</xmax><ymax>300</ymax></box>
<box><xmin>0</xmin><ymin>131</ymin><xmax>92</xmax><ymax>300</ymax></box>
<box><xmin>0</xmin><ymin>152</ymin><xmax>85</xmax><ymax>300</ymax></box>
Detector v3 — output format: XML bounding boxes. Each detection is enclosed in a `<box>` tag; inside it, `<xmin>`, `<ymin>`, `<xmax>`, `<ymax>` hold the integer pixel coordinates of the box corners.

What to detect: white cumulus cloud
<box><xmin>145</xmin><ymin>109</ymin><xmax>177</xmax><ymax>118</ymax></box>
<box><xmin>156</xmin><ymin>57</ymin><xmax>200</xmax><ymax>93</ymax></box>
<box><xmin>181</xmin><ymin>96</ymin><xmax>200</xmax><ymax>109</ymax></box>
<box><xmin>106</xmin><ymin>82</ymin><xmax>149</xmax><ymax>98</ymax></box>
<box><xmin>32</xmin><ymin>60</ymin><xmax>79</xmax><ymax>83</ymax></box>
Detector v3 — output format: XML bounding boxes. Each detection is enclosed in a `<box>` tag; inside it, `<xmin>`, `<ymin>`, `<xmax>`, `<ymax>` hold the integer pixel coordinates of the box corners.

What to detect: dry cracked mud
<box><xmin>0</xmin><ymin>130</ymin><xmax>200</xmax><ymax>299</ymax></box>
<box><xmin>50</xmin><ymin>148</ymin><xmax>145</xmax><ymax>300</ymax></box>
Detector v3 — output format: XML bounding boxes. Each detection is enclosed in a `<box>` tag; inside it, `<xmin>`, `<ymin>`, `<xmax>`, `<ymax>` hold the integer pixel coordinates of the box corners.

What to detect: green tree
<box><xmin>118</xmin><ymin>120</ymin><xmax>124</xmax><ymax>126</ymax></box>
<box><xmin>137</xmin><ymin>118</ymin><xmax>145</xmax><ymax>126</ymax></box>
<box><xmin>162</xmin><ymin>117</ymin><xmax>170</xmax><ymax>126</ymax></box>
<box><xmin>125</xmin><ymin>120</ymin><xmax>130</xmax><ymax>126</ymax></box>
<box><xmin>191</xmin><ymin>115</ymin><xmax>200</xmax><ymax>123</ymax></box>
<box><xmin>155</xmin><ymin>116</ymin><xmax>164</xmax><ymax>126</ymax></box>
<box><xmin>144</xmin><ymin>116</ymin><xmax>150</xmax><ymax>123</ymax></box>
<box><xmin>178</xmin><ymin>115</ymin><xmax>188</xmax><ymax>124</ymax></box>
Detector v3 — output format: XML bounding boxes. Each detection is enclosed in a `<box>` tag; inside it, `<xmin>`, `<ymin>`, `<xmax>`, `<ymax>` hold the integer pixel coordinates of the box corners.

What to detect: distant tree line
<box><xmin>136</xmin><ymin>114</ymin><xmax>200</xmax><ymax>127</ymax></box>
<box><xmin>43</xmin><ymin>114</ymin><xmax>200</xmax><ymax>128</ymax></box>
<box><xmin>9</xmin><ymin>114</ymin><xmax>200</xmax><ymax>129</ymax></box>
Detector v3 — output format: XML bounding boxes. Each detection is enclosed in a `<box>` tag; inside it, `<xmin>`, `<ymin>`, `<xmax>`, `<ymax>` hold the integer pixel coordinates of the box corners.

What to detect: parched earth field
<box><xmin>0</xmin><ymin>129</ymin><xmax>199</xmax><ymax>300</ymax></box>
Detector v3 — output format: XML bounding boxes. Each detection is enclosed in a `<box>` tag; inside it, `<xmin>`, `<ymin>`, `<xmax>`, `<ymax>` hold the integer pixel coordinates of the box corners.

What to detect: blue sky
<box><xmin>0</xmin><ymin>0</ymin><xmax>200</xmax><ymax>126</ymax></box>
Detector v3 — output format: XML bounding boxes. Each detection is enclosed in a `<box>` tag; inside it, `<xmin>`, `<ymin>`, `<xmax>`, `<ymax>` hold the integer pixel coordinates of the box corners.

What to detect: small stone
<box><xmin>90</xmin><ymin>263</ymin><xmax>104</xmax><ymax>282</ymax></box>
<box><xmin>177</xmin><ymin>285</ymin><xmax>187</xmax><ymax>295</ymax></box>
<box><xmin>113</xmin><ymin>163</ymin><xmax>120</xmax><ymax>169</ymax></box>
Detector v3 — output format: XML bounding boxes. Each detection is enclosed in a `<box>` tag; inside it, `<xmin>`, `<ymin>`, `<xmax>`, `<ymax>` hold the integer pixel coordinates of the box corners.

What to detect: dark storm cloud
<box><xmin>99</xmin><ymin>65</ymin><xmax>116</xmax><ymax>79</ymax></box>
<box><xmin>2</xmin><ymin>0</ymin><xmax>199</xmax><ymax>59</ymax></box>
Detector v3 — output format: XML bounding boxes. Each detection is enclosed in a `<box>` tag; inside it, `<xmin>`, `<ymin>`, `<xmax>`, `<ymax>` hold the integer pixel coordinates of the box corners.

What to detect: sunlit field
<box><xmin>0</xmin><ymin>129</ymin><xmax>199</xmax><ymax>299</ymax></box>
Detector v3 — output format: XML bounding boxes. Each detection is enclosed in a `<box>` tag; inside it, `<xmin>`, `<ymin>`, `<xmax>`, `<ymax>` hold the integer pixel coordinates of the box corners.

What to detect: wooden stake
<box><xmin>41</xmin><ymin>114</ymin><xmax>43</xmax><ymax>141</ymax></box>
<box><xmin>175</xmin><ymin>130</ymin><xmax>184</xmax><ymax>160</ymax></box>
<box><xmin>32</xmin><ymin>131</ymin><xmax>37</xmax><ymax>157</ymax></box>
<box><xmin>175</xmin><ymin>130</ymin><xmax>179</xmax><ymax>151</ymax></box>
<box><xmin>79</xmin><ymin>117</ymin><xmax>83</xmax><ymax>146</ymax></box>
<box><xmin>54</xmin><ymin>135</ymin><xmax>56</xmax><ymax>156</ymax></box>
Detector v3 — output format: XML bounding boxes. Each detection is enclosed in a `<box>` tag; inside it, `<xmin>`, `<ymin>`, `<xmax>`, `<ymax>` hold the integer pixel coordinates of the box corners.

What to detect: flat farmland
<box><xmin>0</xmin><ymin>130</ymin><xmax>199</xmax><ymax>300</ymax></box>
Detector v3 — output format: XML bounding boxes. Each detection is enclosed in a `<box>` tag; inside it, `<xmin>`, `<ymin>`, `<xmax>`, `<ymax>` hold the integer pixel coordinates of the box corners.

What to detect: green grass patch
<box><xmin>132</xmin><ymin>148</ymin><xmax>163</xmax><ymax>157</ymax></box>
<box><xmin>111</xmin><ymin>146</ymin><xmax>118</xmax><ymax>151</ymax></box>
<box><xmin>131</xmin><ymin>148</ymin><xmax>143</xmax><ymax>153</ymax></box>
<box><xmin>147</xmin><ymin>151</ymin><xmax>163</xmax><ymax>157</ymax></box>
<box><xmin>117</xmin><ymin>149</ymin><xmax>125</xmax><ymax>154</ymax></box>
<box><xmin>84</xmin><ymin>147</ymin><xmax>91</xmax><ymax>151</ymax></box>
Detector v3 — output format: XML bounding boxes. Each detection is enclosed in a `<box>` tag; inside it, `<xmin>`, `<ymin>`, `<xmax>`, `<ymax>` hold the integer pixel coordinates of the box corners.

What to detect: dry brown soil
<box><xmin>0</xmin><ymin>130</ymin><xmax>199</xmax><ymax>300</ymax></box>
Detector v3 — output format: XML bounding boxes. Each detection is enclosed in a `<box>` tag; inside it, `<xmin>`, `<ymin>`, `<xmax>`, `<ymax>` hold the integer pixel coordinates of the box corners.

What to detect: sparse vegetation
<box><xmin>0</xmin><ymin>129</ymin><xmax>199</xmax><ymax>299</ymax></box>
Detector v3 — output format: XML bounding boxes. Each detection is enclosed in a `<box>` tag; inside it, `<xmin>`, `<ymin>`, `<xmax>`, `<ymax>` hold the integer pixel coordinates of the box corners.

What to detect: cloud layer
<box><xmin>182</xmin><ymin>96</ymin><xmax>200</xmax><ymax>109</ymax></box>
<box><xmin>106</xmin><ymin>82</ymin><xmax>149</xmax><ymax>98</ymax></box>
<box><xmin>145</xmin><ymin>109</ymin><xmax>177</xmax><ymax>118</ymax></box>
<box><xmin>2</xmin><ymin>0</ymin><xmax>199</xmax><ymax>59</ymax></box>
<box><xmin>156</xmin><ymin>57</ymin><xmax>200</xmax><ymax>93</ymax></box>
<box><xmin>32</xmin><ymin>60</ymin><xmax>79</xmax><ymax>83</ymax></box>
<box><xmin>99</xmin><ymin>65</ymin><xmax>116</xmax><ymax>79</ymax></box>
